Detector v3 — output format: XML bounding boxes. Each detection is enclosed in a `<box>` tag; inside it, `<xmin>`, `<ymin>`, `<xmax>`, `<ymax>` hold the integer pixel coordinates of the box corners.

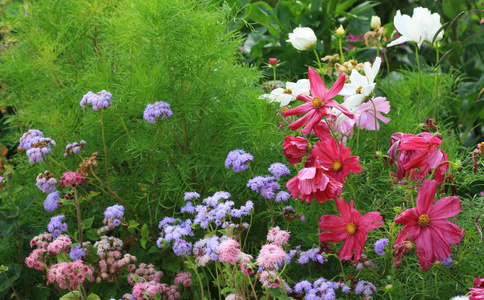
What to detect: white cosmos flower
<box><xmin>286</xmin><ymin>27</ymin><xmax>317</xmax><ymax>51</ymax></box>
<box><xmin>387</xmin><ymin>7</ymin><xmax>444</xmax><ymax>48</ymax></box>
<box><xmin>259</xmin><ymin>79</ymin><xmax>310</xmax><ymax>107</ymax></box>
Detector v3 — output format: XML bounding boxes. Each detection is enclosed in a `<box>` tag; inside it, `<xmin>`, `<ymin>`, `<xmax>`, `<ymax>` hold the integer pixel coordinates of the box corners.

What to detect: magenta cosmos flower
<box><xmin>310</xmin><ymin>138</ymin><xmax>363</xmax><ymax>183</ymax></box>
<box><xmin>319</xmin><ymin>198</ymin><xmax>383</xmax><ymax>263</ymax></box>
<box><xmin>393</xmin><ymin>180</ymin><xmax>464</xmax><ymax>270</ymax></box>
<box><xmin>282</xmin><ymin>68</ymin><xmax>353</xmax><ymax>135</ymax></box>
<box><xmin>286</xmin><ymin>162</ymin><xmax>343</xmax><ymax>203</ymax></box>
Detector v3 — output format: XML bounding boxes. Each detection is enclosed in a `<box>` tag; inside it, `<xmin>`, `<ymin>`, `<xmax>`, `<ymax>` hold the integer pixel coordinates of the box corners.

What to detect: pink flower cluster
<box><xmin>174</xmin><ymin>272</ymin><xmax>192</xmax><ymax>287</ymax></box>
<box><xmin>266</xmin><ymin>226</ymin><xmax>290</xmax><ymax>245</ymax></box>
<box><xmin>59</xmin><ymin>171</ymin><xmax>86</xmax><ymax>188</ymax></box>
<box><xmin>46</xmin><ymin>235</ymin><xmax>72</xmax><ymax>255</ymax></box>
<box><xmin>216</xmin><ymin>239</ymin><xmax>241</xmax><ymax>264</ymax></box>
<box><xmin>25</xmin><ymin>249</ymin><xmax>47</xmax><ymax>270</ymax></box>
<box><xmin>97</xmin><ymin>250</ymin><xmax>137</xmax><ymax>283</ymax></box>
<box><xmin>127</xmin><ymin>263</ymin><xmax>164</xmax><ymax>285</ymax></box>
<box><xmin>47</xmin><ymin>261</ymin><xmax>94</xmax><ymax>290</ymax></box>
<box><xmin>29</xmin><ymin>232</ymin><xmax>52</xmax><ymax>249</ymax></box>
<box><xmin>256</xmin><ymin>244</ymin><xmax>287</xmax><ymax>269</ymax></box>
<box><xmin>259</xmin><ymin>270</ymin><xmax>283</xmax><ymax>288</ymax></box>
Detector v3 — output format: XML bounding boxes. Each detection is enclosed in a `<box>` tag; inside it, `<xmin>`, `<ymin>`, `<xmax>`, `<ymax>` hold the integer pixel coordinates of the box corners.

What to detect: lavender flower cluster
<box><xmin>293</xmin><ymin>278</ymin><xmax>351</xmax><ymax>299</ymax></box>
<box><xmin>19</xmin><ymin>130</ymin><xmax>56</xmax><ymax>164</ymax></box>
<box><xmin>36</xmin><ymin>171</ymin><xmax>57</xmax><ymax>193</ymax></box>
<box><xmin>44</xmin><ymin>191</ymin><xmax>60</xmax><ymax>213</ymax></box>
<box><xmin>374</xmin><ymin>238</ymin><xmax>389</xmax><ymax>255</ymax></box>
<box><xmin>143</xmin><ymin>101</ymin><xmax>173</xmax><ymax>123</ymax></box>
<box><xmin>80</xmin><ymin>90</ymin><xmax>113</xmax><ymax>111</ymax></box>
<box><xmin>247</xmin><ymin>162</ymin><xmax>291</xmax><ymax>200</ymax></box>
<box><xmin>225</xmin><ymin>149</ymin><xmax>254</xmax><ymax>172</ymax></box>
<box><xmin>64</xmin><ymin>140</ymin><xmax>87</xmax><ymax>157</ymax></box>
<box><xmin>104</xmin><ymin>204</ymin><xmax>125</xmax><ymax>227</ymax></box>
<box><xmin>47</xmin><ymin>215</ymin><xmax>68</xmax><ymax>238</ymax></box>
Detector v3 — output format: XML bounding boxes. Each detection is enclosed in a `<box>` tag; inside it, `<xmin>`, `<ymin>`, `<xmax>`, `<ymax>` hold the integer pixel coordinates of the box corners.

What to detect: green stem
<box><xmin>370</xmin><ymin>98</ymin><xmax>379</xmax><ymax>154</ymax></box>
<box><xmin>1</xmin><ymin>270</ymin><xmax>20</xmax><ymax>300</ymax></box>
<box><xmin>273</xmin><ymin>66</ymin><xmax>277</xmax><ymax>87</ymax></box>
<box><xmin>73</xmin><ymin>191</ymin><xmax>83</xmax><ymax>247</ymax></box>
<box><xmin>415</xmin><ymin>44</ymin><xmax>422</xmax><ymax>119</ymax></box>
<box><xmin>100</xmin><ymin>109</ymin><xmax>109</xmax><ymax>185</ymax></box>
<box><xmin>434</xmin><ymin>45</ymin><xmax>440</xmax><ymax>120</ymax></box>
<box><xmin>421</xmin><ymin>273</ymin><xmax>426</xmax><ymax>300</ymax></box>
<box><xmin>338</xmin><ymin>37</ymin><xmax>345</xmax><ymax>64</ymax></box>
<box><xmin>187</xmin><ymin>257</ymin><xmax>205</xmax><ymax>300</ymax></box>
<box><xmin>312</xmin><ymin>48</ymin><xmax>323</xmax><ymax>74</ymax></box>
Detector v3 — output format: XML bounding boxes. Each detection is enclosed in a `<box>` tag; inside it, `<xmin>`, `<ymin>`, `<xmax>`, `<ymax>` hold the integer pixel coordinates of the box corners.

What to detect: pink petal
<box><xmin>297</xmin><ymin>93</ymin><xmax>313</xmax><ymax>103</ymax></box>
<box><xmin>287</xmin><ymin>110</ymin><xmax>314</xmax><ymax>131</ymax></box>
<box><xmin>326</xmin><ymin>100</ymin><xmax>354</xmax><ymax>119</ymax></box>
<box><xmin>428</xmin><ymin>226</ymin><xmax>452</xmax><ymax>262</ymax></box>
<box><xmin>429</xmin><ymin>196</ymin><xmax>461</xmax><ymax>219</ymax></box>
<box><xmin>338</xmin><ymin>234</ymin><xmax>356</xmax><ymax>261</ymax></box>
<box><xmin>416</xmin><ymin>179</ymin><xmax>437</xmax><ymax>215</ymax></box>
<box><xmin>394</xmin><ymin>207</ymin><xmax>419</xmax><ymax>226</ymax></box>
<box><xmin>414</xmin><ymin>227</ymin><xmax>435</xmax><ymax>262</ymax></box>
<box><xmin>301</xmin><ymin>110</ymin><xmax>323</xmax><ymax>135</ymax></box>
<box><xmin>282</xmin><ymin>102</ymin><xmax>313</xmax><ymax>117</ymax></box>
<box><xmin>308</xmin><ymin>67</ymin><xmax>326</xmax><ymax>99</ymax></box>
<box><xmin>359</xmin><ymin>211</ymin><xmax>383</xmax><ymax>231</ymax></box>
<box><xmin>429</xmin><ymin>219</ymin><xmax>464</xmax><ymax>245</ymax></box>
<box><xmin>352</xmin><ymin>229</ymin><xmax>367</xmax><ymax>263</ymax></box>
<box><xmin>325</xmin><ymin>73</ymin><xmax>346</xmax><ymax>100</ymax></box>
<box><xmin>335</xmin><ymin>198</ymin><xmax>352</xmax><ymax>221</ymax></box>
<box><xmin>319</xmin><ymin>214</ymin><xmax>347</xmax><ymax>231</ymax></box>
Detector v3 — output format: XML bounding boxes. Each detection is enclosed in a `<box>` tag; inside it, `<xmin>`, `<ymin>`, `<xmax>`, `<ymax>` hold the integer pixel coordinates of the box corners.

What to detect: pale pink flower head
<box><xmin>47</xmin><ymin>235</ymin><xmax>72</xmax><ymax>255</ymax></box>
<box><xmin>47</xmin><ymin>261</ymin><xmax>94</xmax><ymax>290</ymax></box>
<box><xmin>256</xmin><ymin>244</ymin><xmax>287</xmax><ymax>269</ymax></box>
<box><xmin>319</xmin><ymin>198</ymin><xmax>383</xmax><ymax>264</ymax></box>
<box><xmin>216</xmin><ymin>239</ymin><xmax>241</xmax><ymax>265</ymax></box>
<box><xmin>283</xmin><ymin>136</ymin><xmax>308</xmax><ymax>165</ymax></box>
<box><xmin>267</xmin><ymin>226</ymin><xmax>290</xmax><ymax>245</ymax></box>
<box><xmin>286</xmin><ymin>162</ymin><xmax>343</xmax><ymax>203</ymax></box>
<box><xmin>311</xmin><ymin>138</ymin><xmax>363</xmax><ymax>184</ymax></box>
<box><xmin>354</xmin><ymin>96</ymin><xmax>391</xmax><ymax>131</ymax></box>
<box><xmin>174</xmin><ymin>271</ymin><xmax>192</xmax><ymax>287</ymax></box>
<box><xmin>59</xmin><ymin>171</ymin><xmax>86</xmax><ymax>188</ymax></box>
<box><xmin>282</xmin><ymin>68</ymin><xmax>353</xmax><ymax>135</ymax></box>
<box><xmin>259</xmin><ymin>270</ymin><xmax>282</xmax><ymax>288</ymax></box>
<box><xmin>393</xmin><ymin>179</ymin><xmax>464</xmax><ymax>270</ymax></box>
<box><xmin>25</xmin><ymin>248</ymin><xmax>47</xmax><ymax>270</ymax></box>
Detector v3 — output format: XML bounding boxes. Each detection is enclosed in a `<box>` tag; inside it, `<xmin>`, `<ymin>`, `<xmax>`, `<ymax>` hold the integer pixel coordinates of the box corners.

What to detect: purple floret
<box><xmin>44</xmin><ymin>191</ymin><xmax>60</xmax><ymax>212</ymax></box>
<box><xmin>80</xmin><ymin>90</ymin><xmax>113</xmax><ymax>111</ymax></box>
<box><xmin>225</xmin><ymin>149</ymin><xmax>253</xmax><ymax>172</ymax></box>
<box><xmin>143</xmin><ymin>101</ymin><xmax>173</xmax><ymax>123</ymax></box>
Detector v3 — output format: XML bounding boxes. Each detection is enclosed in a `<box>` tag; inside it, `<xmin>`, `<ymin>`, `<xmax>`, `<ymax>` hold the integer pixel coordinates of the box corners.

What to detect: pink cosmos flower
<box><xmin>393</xmin><ymin>180</ymin><xmax>464</xmax><ymax>270</ymax></box>
<box><xmin>319</xmin><ymin>198</ymin><xmax>383</xmax><ymax>264</ymax></box>
<box><xmin>286</xmin><ymin>162</ymin><xmax>343</xmax><ymax>203</ymax></box>
<box><xmin>283</xmin><ymin>136</ymin><xmax>309</xmax><ymax>165</ymax></box>
<box><xmin>354</xmin><ymin>97</ymin><xmax>391</xmax><ymax>131</ymax></box>
<box><xmin>311</xmin><ymin>138</ymin><xmax>363</xmax><ymax>183</ymax></box>
<box><xmin>282</xmin><ymin>68</ymin><xmax>353</xmax><ymax>134</ymax></box>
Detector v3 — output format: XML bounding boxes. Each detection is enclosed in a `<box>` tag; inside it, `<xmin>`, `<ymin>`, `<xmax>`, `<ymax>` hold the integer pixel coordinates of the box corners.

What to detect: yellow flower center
<box><xmin>332</xmin><ymin>160</ymin><xmax>343</xmax><ymax>171</ymax></box>
<box><xmin>355</xmin><ymin>86</ymin><xmax>363</xmax><ymax>94</ymax></box>
<box><xmin>280</xmin><ymin>107</ymin><xmax>288</xmax><ymax>113</ymax></box>
<box><xmin>312</xmin><ymin>97</ymin><xmax>324</xmax><ymax>108</ymax></box>
<box><xmin>418</xmin><ymin>214</ymin><xmax>430</xmax><ymax>226</ymax></box>
<box><xmin>346</xmin><ymin>223</ymin><xmax>357</xmax><ymax>235</ymax></box>
<box><xmin>283</xmin><ymin>88</ymin><xmax>293</xmax><ymax>95</ymax></box>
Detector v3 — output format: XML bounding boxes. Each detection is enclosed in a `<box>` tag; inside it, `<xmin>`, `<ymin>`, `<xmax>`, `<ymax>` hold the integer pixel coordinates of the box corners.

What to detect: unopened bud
<box><xmin>371</xmin><ymin>16</ymin><xmax>381</xmax><ymax>29</ymax></box>
<box><xmin>335</xmin><ymin>25</ymin><xmax>345</xmax><ymax>38</ymax></box>
<box><xmin>269</xmin><ymin>58</ymin><xmax>278</xmax><ymax>66</ymax></box>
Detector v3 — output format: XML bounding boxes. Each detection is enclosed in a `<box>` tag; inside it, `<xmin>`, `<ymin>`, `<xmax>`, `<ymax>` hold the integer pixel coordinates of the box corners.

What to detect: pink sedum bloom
<box><xmin>319</xmin><ymin>198</ymin><xmax>383</xmax><ymax>264</ymax></box>
<box><xmin>286</xmin><ymin>163</ymin><xmax>343</xmax><ymax>203</ymax></box>
<box><xmin>393</xmin><ymin>180</ymin><xmax>464</xmax><ymax>270</ymax></box>
<box><xmin>282</xmin><ymin>68</ymin><xmax>353</xmax><ymax>135</ymax></box>
<box><xmin>311</xmin><ymin>138</ymin><xmax>363</xmax><ymax>184</ymax></box>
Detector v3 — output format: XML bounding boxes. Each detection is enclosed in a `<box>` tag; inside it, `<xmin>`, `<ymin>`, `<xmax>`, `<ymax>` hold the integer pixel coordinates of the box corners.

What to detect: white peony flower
<box><xmin>286</xmin><ymin>27</ymin><xmax>317</xmax><ymax>51</ymax></box>
<box><xmin>387</xmin><ymin>7</ymin><xmax>444</xmax><ymax>48</ymax></box>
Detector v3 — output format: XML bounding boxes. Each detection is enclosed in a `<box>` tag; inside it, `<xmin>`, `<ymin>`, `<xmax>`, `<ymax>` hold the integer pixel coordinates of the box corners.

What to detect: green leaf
<box><xmin>60</xmin><ymin>291</ymin><xmax>82</xmax><ymax>300</ymax></box>
<box><xmin>128</xmin><ymin>220</ymin><xmax>140</xmax><ymax>229</ymax></box>
<box><xmin>335</xmin><ymin>0</ymin><xmax>359</xmax><ymax>13</ymax></box>
<box><xmin>141</xmin><ymin>224</ymin><xmax>149</xmax><ymax>238</ymax></box>
<box><xmin>86</xmin><ymin>294</ymin><xmax>101</xmax><ymax>300</ymax></box>
<box><xmin>82</xmin><ymin>216</ymin><xmax>95</xmax><ymax>230</ymax></box>
<box><xmin>140</xmin><ymin>237</ymin><xmax>147</xmax><ymax>249</ymax></box>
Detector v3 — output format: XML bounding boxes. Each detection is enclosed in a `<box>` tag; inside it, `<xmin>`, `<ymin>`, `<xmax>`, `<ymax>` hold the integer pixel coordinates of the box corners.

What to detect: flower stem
<box><xmin>100</xmin><ymin>109</ymin><xmax>109</xmax><ymax>185</ymax></box>
<box><xmin>434</xmin><ymin>45</ymin><xmax>440</xmax><ymax>120</ymax></box>
<box><xmin>0</xmin><ymin>269</ymin><xmax>20</xmax><ymax>300</ymax></box>
<box><xmin>370</xmin><ymin>98</ymin><xmax>379</xmax><ymax>154</ymax></box>
<box><xmin>187</xmin><ymin>256</ymin><xmax>205</xmax><ymax>300</ymax></box>
<box><xmin>338</xmin><ymin>37</ymin><xmax>345</xmax><ymax>64</ymax></box>
<box><xmin>273</xmin><ymin>66</ymin><xmax>277</xmax><ymax>87</ymax></box>
<box><xmin>312</xmin><ymin>48</ymin><xmax>323</xmax><ymax>74</ymax></box>
<box><xmin>415</xmin><ymin>44</ymin><xmax>422</xmax><ymax>119</ymax></box>
<box><xmin>73</xmin><ymin>191</ymin><xmax>83</xmax><ymax>247</ymax></box>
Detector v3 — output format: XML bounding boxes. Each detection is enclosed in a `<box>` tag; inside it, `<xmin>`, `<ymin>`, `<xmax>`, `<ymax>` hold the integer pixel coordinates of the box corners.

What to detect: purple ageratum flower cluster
<box><xmin>275</xmin><ymin>191</ymin><xmax>290</xmax><ymax>203</ymax></box>
<box><xmin>47</xmin><ymin>215</ymin><xmax>68</xmax><ymax>238</ymax></box>
<box><xmin>104</xmin><ymin>204</ymin><xmax>124</xmax><ymax>227</ymax></box>
<box><xmin>44</xmin><ymin>191</ymin><xmax>60</xmax><ymax>213</ymax></box>
<box><xmin>80</xmin><ymin>90</ymin><xmax>113</xmax><ymax>111</ymax></box>
<box><xmin>374</xmin><ymin>238</ymin><xmax>389</xmax><ymax>255</ymax></box>
<box><xmin>268</xmin><ymin>162</ymin><xmax>290</xmax><ymax>179</ymax></box>
<box><xmin>25</xmin><ymin>137</ymin><xmax>56</xmax><ymax>164</ymax></box>
<box><xmin>296</xmin><ymin>248</ymin><xmax>327</xmax><ymax>265</ymax></box>
<box><xmin>184</xmin><ymin>192</ymin><xmax>200</xmax><ymax>201</ymax></box>
<box><xmin>172</xmin><ymin>239</ymin><xmax>192</xmax><ymax>257</ymax></box>
<box><xmin>441</xmin><ymin>257</ymin><xmax>454</xmax><ymax>267</ymax></box>
<box><xmin>143</xmin><ymin>101</ymin><xmax>173</xmax><ymax>123</ymax></box>
<box><xmin>247</xmin><ymin>176</ymin><xmax>281</xmax><ymax>199</ymax></box>
<box><xmin>19</xmin><ymin>129</ymin><xmax>44</xmax><ymax>149</ymax></box>
<box><xmin>293</xmin><ymin>278</ymin><xmax>348</xmax><ymax>299</ymax></box>
<box><xmin>354</xmin><ymin>280</ymin><xmax>377</xmax><ymax>297</ymax></box>
<box><xmin>156</xmin><ymin>217</ymin><xmax>194</xmax><ymax>256</ymax></box>
<box><xmin>64</xmin><ymin>140</ymin><xmax>87</xmax><ymax>158</ymax></box>
<box><xmin>36</xmin><ymin>171</ymin><xmax>57</xmax><ymax>193</ymax></box>
<box><xmin>225</xmin><ymin>150</ymin><xmax>253</xmax><ymax>172</ymax></box>
<box><xmin>69</xmin><ymin>245</ymin><xmax>86</xmax><ymax>261</ymax></box>
<box><xmin>193</xmin><ymin>235</ymin><xmax>228</xmax><ymax>265</ymax></box>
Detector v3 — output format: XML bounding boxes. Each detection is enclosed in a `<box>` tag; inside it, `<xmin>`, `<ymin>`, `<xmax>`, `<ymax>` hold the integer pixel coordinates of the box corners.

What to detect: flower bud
<box><xmin>371</xmin><ymin>16</ymin><xmax>381</xmax><ymax>29</ymax></box>
<box><xmin>335</xmin><ymin>25</ymin><xmax>345</xmax><ymax>38</ymax></box>
<box><xmin>286</xmin><ymin>27</ymin><xmax>317</xmax><ymax>51</ymax></box>
<box><xmin>268</xmin><ymin>58</ymin><xmax>278</xmax><ymax>66</ymax></box>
